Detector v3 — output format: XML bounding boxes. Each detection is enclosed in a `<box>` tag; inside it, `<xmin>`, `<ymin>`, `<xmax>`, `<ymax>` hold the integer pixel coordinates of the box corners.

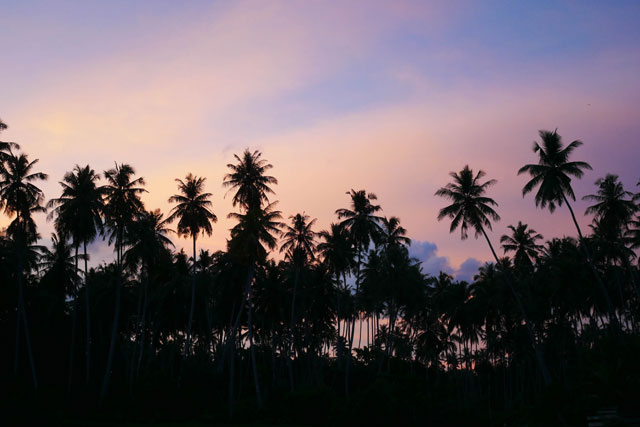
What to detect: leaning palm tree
<box><xmin>0</xmin><ymin>150</ymin><xmax>47</xmax><ymax>390</ymax></box>
<box><xmin>47</xmin><ymin>165</ymin><xmax>103</xmax><ymax>385</ymax></box>
<box><xmin>335</xmin><ymin>189</ymin><xmax>383</xmax><ymax>396</ymax></box>
<box><xmin>435</xmin><ymin>165</ymin><xmax>551</xmax><ymax>385</ymax></box>
<box><xmin>518</xmin><ymin>130</ymin><xmax>618</xmax><ymax>327</ymax></box>
<box><xmin>99</xmin><ymin>163</ymin><xmax>146</xmax><ymax>403</ymax></box>
<box><xmin>166</xmin><ymin>173</ymin><xmax>217</xmax><ymax>358</ymax></box>
<box><xmin>500</xmin><ymin>221</ymin><xmax>544</xmax><ymax>270</ymax></box>
<box><xmin>279</xmin><ymin>212</ymin><xmax>317</xmax><ymax>391</ymax></box>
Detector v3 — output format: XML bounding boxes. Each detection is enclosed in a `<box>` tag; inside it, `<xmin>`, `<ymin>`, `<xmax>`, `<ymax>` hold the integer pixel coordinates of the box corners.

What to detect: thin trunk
<box><xmin>248</xmin><ymin>286</ymin><xmax>263</xmax><ymax>408</ymax></box>
<box><xmin>84</xmin><ymin>240</ymin><xmax>91</xmax><ymax>385</ymax></box>
<box><xmin>136</xmin><ymin>273</ymin><xmax>149</xmax><ymax>378</ymax></box>
<box><xmin>184</xmin><ymin>235</ymin><xmax>197</xmax><ymax>358</ymax></box>
<box><xmin>99</xmin><ymin>231</ymin><xmax>122</xmax><ymax>405</ymax></box>
<box><xmin>562</xmin><ymin>194</ymin><xmax>619</xmax><ymax>328</ymax></box>
<box><xmin>345</xmin><ymin>249</ymin><xmax>362</xmax><ymax>397</ymax></box>
<box><xmin>287</xmin><ymin>267</ymin><xmax>300</xmax><ymax>392</ymax></box>
<box><xmin>67</xmin><ymin>244</ymin><xmax>79</xmax><ymax>391</ymax></box>
<box><xmin>480</xmin><ymin>226</ymin><xmax>551</xmax><ymax>386</ymax></box>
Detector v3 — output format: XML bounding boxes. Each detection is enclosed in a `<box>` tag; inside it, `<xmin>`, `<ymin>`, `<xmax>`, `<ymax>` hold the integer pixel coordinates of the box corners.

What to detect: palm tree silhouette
<box><xmin>99</xmin><ymin>163</ymin><xmax>146</xmax><ymax>403</ymax></box>
<box><xmin>0</xmin><ymin>118</ymin><xmax>20</xmax><ymax>165</ymax></box>
<box><xmin>518</xmin><ymin>130</ymin><xmax>618</xmax><ymax>328</ymax></box>
<box><xmin>500</xmin><ymin>221</ymin><xmax>544</xmax><ymax>270</ymax></box>
<box><xmin>0</xmin><ymin>151</ymin><xmax>47</xmax><ymax>390</ymax></box>
<box><xmin>223</xmin><ymin>149</ymin><xmax>280</xmax><ymax>413</ymax></box>
<box><xmin>123</xmin><ymin>208</ymin><xmax>174</xmax><ymax>380</ymax></box>
<box><xmin>583</xmin><ymin>174</ymin><xmax>639</xmax><ymax>299</ymax></box>
<box><xmin>280</xmin><ymin>212</ymin><xmax>317</xmax><ymax>391</ymax></box>
<box><xmin>317</xmin><ymin>223</ymin><xmax>354</xmax><ymax>362</ymax></box>
<box><xmin>436</xmin><ymin>165</ymin><xmax>551</xmax><ymax>385</ymax></box>
<box><xmin>336</xmin><ymin>189</ymin><xmax>382</xmax><ymax>396</ymax></box>
<box><xmin>166</xmin><ymin>173</ymin><xmax>217</xmax><ymax>358</ymax></box>
<box><xmin>47</xmin><ymin>165</ymin><xmax>103</xmax><ymax>386</ymax></box>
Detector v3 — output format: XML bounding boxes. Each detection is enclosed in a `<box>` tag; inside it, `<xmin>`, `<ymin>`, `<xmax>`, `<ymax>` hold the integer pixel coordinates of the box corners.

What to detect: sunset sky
<box><xmin>2</xmin><ymin>1</ymin><xmax>639</xmax><ymax>280</ymax></box>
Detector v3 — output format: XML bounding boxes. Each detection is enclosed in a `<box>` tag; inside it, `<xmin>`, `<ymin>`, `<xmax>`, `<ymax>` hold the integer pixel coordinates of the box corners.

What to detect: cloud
<box><xmin>409</xmin><ymin>240</ymin><xmax>482</xmax><ymax>281</ymax></box>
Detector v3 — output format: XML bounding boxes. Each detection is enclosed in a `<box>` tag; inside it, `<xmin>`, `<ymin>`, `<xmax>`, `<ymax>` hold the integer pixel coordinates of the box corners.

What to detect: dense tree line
<box><xmin>2</xmin><ymin>119</ymin><xmax>639</xmax><ymax>425</ymax></box>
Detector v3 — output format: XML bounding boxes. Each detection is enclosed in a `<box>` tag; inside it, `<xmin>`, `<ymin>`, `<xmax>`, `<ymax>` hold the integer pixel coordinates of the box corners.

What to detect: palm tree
<box><xmin>518</xmin><ymin>130</ymin><xmax>618</xmax><ymax>327</ymax></box>
<box><xmin>436</xmin><ymin>165</ymin><xmax>551</xmax><ymax>385</ymax></box>
<box><xmin>223</xmin><ymin>148</ymin><xmax>278</xmax><ymax>211</ymax></box>
<box><xmin>317</xmin><ymin>223</ymin><xmax>354</xmax><ymax>362</ymax></box>
<box><xmin>47</xmin><ymin>165</ymin><xmax>103</xmax><ymax>385</ymax></box>
<box><xmin>123</xmin><ymin>208</ymin><xmax>174</xmax><ymax>380</ymax></box>
<box><xmin>279</xmin><ymin>212</ymin><xmax>317</xmax><ymax>391</ymax></box>
<box><xmin>223</xmin><ymin>149</ymin><xmax>280</xmax><ymax>413</ymax></box>
<box><xmin>500</xmin><ymin>221</ymin><xmax>544</xmax><ymax>270</ymax></box>
<box><xmin>166</xmin><ymin>173</ymin><xmax>217</xmax><ymax>358</ymax></box>
<box><xmin>335</xmin><ymin>189</ymin><xmax>383</xmax><ymax>396</ymax></box>
<box><xmin>583</xmin><ymin>174</ymin><xmax>639</xmax><ymax>300</ymax></box>
<box><xmin>0</xmin><ymin>151</ymin><xmax>47</xmax><ymax>390</ymax></box>
<box><xmin>99</xmin><ymin>163</ymin><xmax>145</xmax><ymax>403</ymax></box>
<box><xmin>0</xmin><ymin>118</ymin><xmax>20</xmax><ymax>164</ymax></box>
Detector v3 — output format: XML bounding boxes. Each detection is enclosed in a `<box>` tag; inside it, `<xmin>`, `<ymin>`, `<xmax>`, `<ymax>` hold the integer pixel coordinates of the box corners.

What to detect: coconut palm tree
<box><xmin>99</xmin><ymin>163</ymin><xmax>146</xmax><ymax>403</ymax></box>
<box><xmin>123</xmin><ymin>208</ymin><xmax>174</xmax><ymax>379</ymax></box>
<box><xmin>0</xmin><ymin>150</ymin><xmax>47</xmax><ymax>390</ymax></box>
<box><xmin>47</xmin><ymin>164</ymin><xmax>103</xmax><ymax>385</ymax></box>
<box><xmin>436</xmin><ymin>165</ymin><xmax>551</xmax><ymax>385</ymax></box>
<box><xmin>584</xmin><ymin>174</ymin><xmax>639</xmax><ymax>301</ymax></box>
<box><xmin>500</xmin><ymin>221</ymin><xmax>544</xmax><ymax>271</ymax></box>
<box><xmin>166</xmin><ymin>173</ymin><xmax>217</xmax><ymax>358</ymax></box>
<box><xmin>335</xmin><ymin>189</ymin><xmax>383</xmax><ymax>396</ymax></box>
<box><xmin>518</xmin><ymin>130</ymin><xmax>618</xmax><ymax>327</ymax></box>
<box><xmin>279</xmin><ymin>212</ymin><xmax>317</xmax><ymax>390</ymax></box>
<box><xmin>223</xmin><ymin>148</ymin><xmax>277</xmax><ymax>211</ymax></box>
<box><xmin>223</xmin><ymin>149</ymin><xmax>280</xmax><ymax>413</ymax></box>
<box><xmin>0</xmin><ymin>118</ymin><xmax>20</xmax><ymax>165</ymax></box>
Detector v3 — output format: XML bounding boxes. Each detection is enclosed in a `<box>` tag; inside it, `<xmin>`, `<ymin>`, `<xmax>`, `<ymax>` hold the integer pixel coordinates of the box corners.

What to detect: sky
<box><xmin>1</xmin><ymin>0</ymin><xmax>640</xmax><ymax>281</ymax></box>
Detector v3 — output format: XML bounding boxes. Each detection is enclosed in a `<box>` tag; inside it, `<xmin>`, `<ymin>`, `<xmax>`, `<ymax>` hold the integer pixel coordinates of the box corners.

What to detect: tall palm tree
<box><xmin>583</xmin><ymin>174</ymin><xmax>639</xmax><ymax>300</ymax></box>
<box><xmin>317</xmin><ymin>223</ymin><xmax>354</xmax><ymax>361</ymax></box>
<box><xmin>166</xmin><ymin>173</ymin><xmax>217</xmax><ymax>358</ymax></box>
<box><xmin>335</xmin><ymin>189</ymin><xmax>382</xmax><ymax>396</ymax></box>
<box><xmin>99</xmin><ymin>163</ymin><xmax>146</xmax><ymax>403</ymax></box>
<box><xmin>280</xmin><ymin>212</ymin><xmax>317</xmax><ymax>391</ymax></box>
<box><xmin>436</xmin><ymin>165</ymin><xmax>551</xmax><ymax>385</ymax></box>
<box><xmin>223</xmin><ymin>149</ymin><xmax>280</xmax><ymax>412</ymax></box>
<box><xmin>0</xmin><ymin>151</ymin><xmax>47</xmax><ymax>390</ymax></box>
<box><xmin>47</xmin><ymin>165</ymin><xmax>103</xmax><ymax>385</ymax></box>
<box><xmin>500</xmin><ymin>221</ymin><xmax>544</xmax><ymax>270</ymax></box>
<box><xmin>518</xmin><ymin>130</ymin><xmax>618</xmax><ymax>327</ymax></box>
<box><xmin>123</xmin><ymin>208</ymin><xmax>174</xmax><ymax>379</ymax></box>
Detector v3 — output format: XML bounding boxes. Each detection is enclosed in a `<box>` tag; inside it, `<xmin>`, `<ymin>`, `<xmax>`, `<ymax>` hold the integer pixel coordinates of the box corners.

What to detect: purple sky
<box><xmin>2</xmin><ymin>1</ymin><xmax>639</xmax><ymax>280</ymax></box>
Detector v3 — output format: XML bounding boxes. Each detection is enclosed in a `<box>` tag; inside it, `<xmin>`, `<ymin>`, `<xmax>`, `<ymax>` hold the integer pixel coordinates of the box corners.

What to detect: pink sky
<box><xmin>2</xmin><ymin>1</ymin><xmax>639</xmax><ymax>279</ymax></box>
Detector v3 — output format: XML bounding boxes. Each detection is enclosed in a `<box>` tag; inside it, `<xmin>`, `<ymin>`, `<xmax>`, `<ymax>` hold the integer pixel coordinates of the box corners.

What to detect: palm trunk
<box><xmin>68</xmin><ymin>244</ymin><xmax>79</xmax><ymax>391</ymax></box>
<box><xmin>561</xmin><ymin>194</ymin><xmax>619</xmax><ymax>329</ymax></box>
<box><xmin>345</xmin><ymin>249</ymin><xmax>362</xmax><ymax>397</ymax></box>
<box><xmin>84</xmin><ymin>239</ymin><xmax>91</xmax><ymax>385</ymax></box>
<box><xmin>287</xmin><ymin>267</ymin><xmax>300</xmax><ymax>392</ymax></box>
<box><xmin>248</xmin><ymin>286</ymin><xmax>263</xmax><ymax>408</ymax></box>
<box><xmin>480</xmin><ymin>226</ymin><xmax>551</xmax><ymax>386</ymax></box>
<box><xmin>17</xmin><ymin>252</ymin><xmax>38</xmax><ymax>390</ymax></box>
<box><xmin>184</xmin><ymin>235</ymin><xmax>197</xmax><ymax>358</ymax></box>
<box><xmin>99</xmin><ymin>230</ymin><xmax>122</xmax><ymax>404</ymax></box>
<box><xmin>130</xmin><ymin>267</ymin><xmax>145</xmax><ymax>386</ymax></box>
<box><xmin>136</xmin><ymin>273</ymin><xmax>149</xmax><ymax>378</ymax></box>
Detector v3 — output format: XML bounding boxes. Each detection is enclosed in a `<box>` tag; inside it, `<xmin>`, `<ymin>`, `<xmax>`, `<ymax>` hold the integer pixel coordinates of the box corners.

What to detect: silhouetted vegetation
<box><xmin>2</xmin><ymin>122</ymin><xmax>640</xmax><ymax>425</ymax></box>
